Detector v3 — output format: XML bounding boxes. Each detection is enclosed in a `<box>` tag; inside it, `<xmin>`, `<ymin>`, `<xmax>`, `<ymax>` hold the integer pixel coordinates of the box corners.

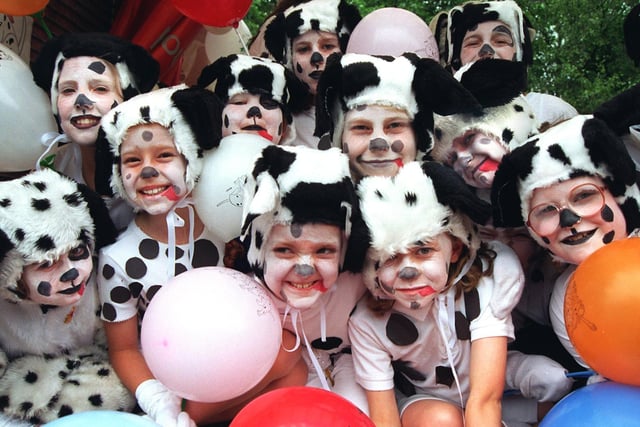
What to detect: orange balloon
<box><xmin>565</xmin><ymin>237</ymin><xmax>640</xmax><ymax>386</ymax></box>
<box><xmin>0</xmin><ymin>0</ymin><xmax>49</xmax><ymax>15</ymax></box>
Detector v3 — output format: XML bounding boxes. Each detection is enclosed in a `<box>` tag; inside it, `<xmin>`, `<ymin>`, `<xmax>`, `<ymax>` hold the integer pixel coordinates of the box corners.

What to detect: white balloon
<box><xmin>204</xmin><ymin>20</ymin><xmax>252</xmax><ymax>63</ymax></box>
<box><xmin>0</xmin><ymin>43</ymin><xmax>57</xmax><ymax>172</ymax></box>
<box><xmin>193</xmin><ymin>134</ymin><xmax>271</xmax><ymax>243</ymax></box>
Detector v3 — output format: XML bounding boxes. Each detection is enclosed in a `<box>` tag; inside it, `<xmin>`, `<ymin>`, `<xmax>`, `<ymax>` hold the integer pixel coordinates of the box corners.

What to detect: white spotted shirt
<box><xmin>98</xmin><ymin>220</ymin><xmax>224</xmax><ymax>324</ymax></box>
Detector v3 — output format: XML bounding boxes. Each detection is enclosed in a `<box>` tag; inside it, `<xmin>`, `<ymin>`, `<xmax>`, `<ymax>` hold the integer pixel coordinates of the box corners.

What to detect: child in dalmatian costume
<box><xmin>0</xmin><ymin>168</ymin><xmax>134</xmax><ymax>426</ymax></box>
<box><xmin>432</xmin><ymin>58</ymin><xmax>574</xmax><ymax>426</ymax></box>
<box><xmin>263</xmin><ymin>0</ymin><xmax>362</xmax><ymax>149</ymax></box>
<box><xmin>31</xmin><ymin>32</ymin><xmax>159</xmax><ymax>231</ymax></box>
<box><xmin>197</xmin><ymin>54</ymin><xmax>309</xmax><ymax>146</ymax></box>
<box><xmin>314</xmin><ymin>52</ymin><xmax>480</xmax><ymax>182</ymax></box>
<box><xmin>492</xmin><ymin>115</ymin><xmax>640</xmax><ymax>376</ymax></box>
<box><xmin>240</xmin><ymin>144</ymin><xmax>370</xmax><ymax>413</ymax></box>
<box><xmin>350</xmin><ymin>160</ymin><xmax>524</xmax><ymax>427</ymax></box>
<box><xmin>97</xmin><ymin>85</ymin><xmax>225</xmax><ymax>427</ymax></box>
<box><xmin>432</xmin><ymin>0</ymin><xmax>578</xmax><ymax>130</ymax></box>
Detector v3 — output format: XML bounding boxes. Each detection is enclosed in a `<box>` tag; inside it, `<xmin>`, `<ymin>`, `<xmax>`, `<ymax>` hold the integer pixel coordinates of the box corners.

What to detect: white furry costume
<box><xmin>0</xmin><ymin>169</ymin><xmax>135</xmax><ymax>426</ymax></box>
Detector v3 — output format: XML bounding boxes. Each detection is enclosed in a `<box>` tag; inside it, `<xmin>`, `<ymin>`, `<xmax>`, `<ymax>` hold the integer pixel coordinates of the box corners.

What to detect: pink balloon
<box><xmin>141</xmin><ymin>267</ymin><xmax>282</xmax><ymax>402</ymax></box>
<box><xmin>346</xmin><ymin>8</ymin><xmax>439</xmax><ymax>61</ymax></box>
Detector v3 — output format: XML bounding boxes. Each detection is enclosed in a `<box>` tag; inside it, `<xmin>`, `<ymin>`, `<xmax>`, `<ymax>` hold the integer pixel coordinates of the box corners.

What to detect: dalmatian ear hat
<box><xmin>492</xmin><ymin>114</ymin><xmax>640</xmax><ymax>247</ymax></box>
<box><xmin>358</xmin><ymin>161</ymin><xmax>491</xmax><ymax>297</ymax></box>
<box><xmin>432</xmin><ymin>58</ymin><xmax>538</xmax><ymax>163</ymax></box>
<box><xmin>264</xmin><ymin>0</ymin><xmax>361</xmax><ymax>69</ymax></box>
<box><xmin>196</xmin><ymin>54</ymin><xmax>309</xmax><ymax>139</ymax></box>
<box><xmin>315</xmin><ymin>52</ymin><xmax>481</xmax><ymax>156</ymax></box>
<box><xmin>100</xmin><ymin>85</ymin><xmax>223</xmax><ymax>207</ymax></box>
<box><xmin>31</xmin><ymin>32</ymin><xmax>160</xmax><ymax>115</ymax></box>
<box><xmin>446</xmin><ymin>0</ymin><xmax>534</xmax><ymax>71</ymax></box>
<box><xmin>240</xmin><ymin>145</ymin><xmax>366</xmax><ymax>279</ymax></box>
<box><xmin>0</xmin><ymin>169</ymin><xmax>117</xmax><ymax>303</ymax></box>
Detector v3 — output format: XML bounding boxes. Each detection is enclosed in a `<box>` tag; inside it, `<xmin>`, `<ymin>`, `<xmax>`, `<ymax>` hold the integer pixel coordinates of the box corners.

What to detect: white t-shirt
<box><xmin>98</xmin><ymin>220</ymin><xmax>224</xmax><ymax>324</ymax></box>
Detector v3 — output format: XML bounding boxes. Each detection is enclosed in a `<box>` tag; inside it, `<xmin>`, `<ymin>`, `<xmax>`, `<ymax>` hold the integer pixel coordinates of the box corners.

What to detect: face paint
<box><xmin>460</xmin><ymin>20</ymin><xmax>517</xmax><ymax>67</ymax></box>
<box><xmin>56</xmin><ymin>56</ymin><xmax>123</xmax><ymax>146</ymax></box>
<box><xmin>262</xmin><ymin>223</ymin><xmax>342</xmax><ymax>309</ymax></box>
<box><xmin>375</xmin><ymin>233</ymin><xmax>461</xmax><ymax>310</ymax></box>
<box><xmin>21</xmin><ymin>243</ymin><xmax>93</xmax><ymax>306</ymax></box>
<box><xmin>291</xmin><ymin>30</ymin><xmax>341</xmax><ymax>95</ymax></box>
<box><xmin>527</xmin><ymin>175</ymin><xmax>627</xmax><ymax>265</ymax></box>
<box><xmin>222</xmin><ymin>93</ymin><xmax>285</xmax><ymax>144</ymax></box>
<box><xmin>119</xmin><ymin>123</ymin><xmax>188</xmax><ymax>215</ymax></box>
<box><xmin>342</xmin><ymin>105</ymin><xmax>417</xmax><ymax>181</ymax></box>
<box><xmin>446</xmin><ymin>130</ymin><xmax>508</xmax><ymax>189</ymax></box>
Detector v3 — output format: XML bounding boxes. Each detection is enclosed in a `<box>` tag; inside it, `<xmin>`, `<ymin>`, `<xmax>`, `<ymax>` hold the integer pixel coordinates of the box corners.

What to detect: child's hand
<box><xmin>135</xmin><ymin>379</ymin><xmax>196</xmax><ymax>427</ymax></box>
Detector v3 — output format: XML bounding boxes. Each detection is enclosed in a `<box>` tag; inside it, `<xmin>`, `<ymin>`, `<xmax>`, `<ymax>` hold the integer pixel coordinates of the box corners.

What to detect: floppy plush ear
<box><xmin>490</xmin><ymin>141</ymin><xmax>540</xmax><ymax>228</ymax></box>
<box><xmin>422</xmin><ymin>161</ymin><xmax>491</xmax><ymax>225</ymax></box>
<box><xmin>75</xmin><ymin>181</ymin><xmax>118</xmax><ymax>250</ymax></box>
<box><xmin>314</xmin><ymin>52</ymin><xmax>344</xmax><ymax>138</ymax></box>
<box><xmin>0</xmin><ymin>228</ymin><xmax>15</xmax><ymax>267</ymax></box>
<box><xmin>337</xmin><ymin>0</ymin><xmax>362</xmax><ymax>51</ymax></box>
<box><xmin>196</xmin><ymin>54</ymin><xmax>235</xmax><ymax>93</ymax></box>
<box><xmin>593</xmin><ymin>83</ymin><xmax>640</xmax><ymax>136</ymax></box>
<box><xmin>94</xmin><ymin>128</ymin><xmax>115</xmax><ymax>197</ymax></box>
<box><xmin>264</xmin><ymin>13</ymin><xmax>288</xmax><ymax>63</ymax></box>
<box><xmin>430</xmin><ymin>11</ymin><xmax>450</xmax><ymax>67</ymax></box>
<box><xmin>582</xmin><ymin>117</ymin><xmax>637</xmax><ymax>192</ymax></box>
<box><xmin>284</xmin><ymin>67</ymin><xmax>312</xmax><ymax>115</ymax></box>
<box><xmin>171</xmin><ymin>87</ymin><xmax>224</xmax><ymax>151</ymax></box>
<box><xmin>458</xmin><ymin>59</ymin><xmax>528</xmax><ymax>108</ymax></box>
<box><xmin>412</xmin><ymin>57</ymin><xmax>481</xmax><ymax>117</ymax></box>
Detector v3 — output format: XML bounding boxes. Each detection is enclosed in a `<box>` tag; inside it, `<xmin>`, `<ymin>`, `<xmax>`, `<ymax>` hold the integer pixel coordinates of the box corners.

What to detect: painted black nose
<box><xmin>141</xmin><ymin>166</ymin><xmax>159</xmax><ymax>178</ymax></box>
<box><xmin>247</xmin><ymin>106</ymin><xmax>262</xmax><ymax>118</ymax></box>
<box><xmin>310</xmin><ymin>52</ymin><xmax>324</xmax><ymax>67</ymax></box>
<box><xmin>398</xmin><ymin>266</ymin><xmax>419</xmax><ymax>280</ymax></box>
<box><xmin>559</xmin><ymin>208</ymin><xmax>581</xmax><ymax>228</ymax></box>
<box><xmin>478</xmin><ymin>44</ymin><xmax>496</xmax><ymax>58</ymax></box>
<box><xmin>74</xmin><ymin>93</ymin><xmax>95</xmax><ymax>108</ymax></box>
<box><xmin>60</xmin><ymin>268</ymin><xmax>79</xmax><ymax>283</ymax></box>
<box><xmin>369</xmin><ymin>138</ymin><xmax>389</xmax><ymax>152</ymax></box>
<box><xmin>294</xmin><ymin>264</ymin><xmax>315</xmax><ymax>277</ymax></box>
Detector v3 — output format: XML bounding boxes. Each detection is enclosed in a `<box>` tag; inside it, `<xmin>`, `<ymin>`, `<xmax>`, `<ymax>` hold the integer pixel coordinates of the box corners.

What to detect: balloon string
<box><xmin>234</xmin><ymin>25</ymin><xmax>249</xmax><ymax>55</ymax></box>
<box><xmin>32</xmin><ymin>10</ymin><xmax>54</xmax><ymax>39</ymax></box>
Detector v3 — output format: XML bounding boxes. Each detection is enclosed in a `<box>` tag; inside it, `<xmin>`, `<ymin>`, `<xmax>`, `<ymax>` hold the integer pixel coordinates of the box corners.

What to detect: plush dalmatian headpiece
<box><xmin>358</xmin><ymin>161</ymin><xmax>491</xmax><ymax>297</ymax></box>
<box><xmin>31</xmin><ymin>32</ymin><xmax>159</xmax><ymax>116</ymax></box>
<box><xmin>263</xmin><ymin>0</ymin><xmax>361</xmax><ymax>68</ymax></box>
<box><xmin>0</xmin><ymin>169</ymin><xmax>117</xmax><ymax>303</ymax></box>
<box><xmin>100</xmin><ymin>85</ymin><xmax>223</xmax><ymax>207</ymax></box>
<box><xmin>446</xmin><ymin>0</ymin><xmax>534</xmax><ymax>71</ymax></box>
<box><xmin>315</xmin><ymin>52</ymin><xmax>481</xmax><ymax>156</ymax></box>
<box><xmin>240</xmin><ymin>145</ymin><xmax>365</xmax><ymax>279</ymax></box>
<box><xmin>492</xmin><ymin>114</ymin><xmax>640</xmax><ymax>246</ymax></box>
<box><xmin>432</xmin><ymin>59</ymin><xmax>537</xmax><ymax>163</ymax></box>
<box><xmin>197</xmin><ymin>54</ymin><xmax>309</xmax><ymax>124</ymax></box>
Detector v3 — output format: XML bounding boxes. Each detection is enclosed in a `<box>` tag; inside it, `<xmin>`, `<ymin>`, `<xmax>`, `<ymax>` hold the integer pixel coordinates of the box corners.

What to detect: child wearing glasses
<box><xmin>492</xmin><ymin>114</ymin><xmax>640</xmax><ymax>369</ymax></box>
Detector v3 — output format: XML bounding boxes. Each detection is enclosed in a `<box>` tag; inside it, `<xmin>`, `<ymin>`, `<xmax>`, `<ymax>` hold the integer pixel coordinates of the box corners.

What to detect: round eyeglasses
<box><xmin>527</xmin><ymin>183</ymin><xmax>606</xmax><ymax>237</ymax></box>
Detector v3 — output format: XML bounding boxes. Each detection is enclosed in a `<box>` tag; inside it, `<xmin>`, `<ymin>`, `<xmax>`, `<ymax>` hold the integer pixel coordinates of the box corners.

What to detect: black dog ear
<box><xmin>458</xmin><ymin>59</ymin><xmax>528</xmax><ymax>108</ymax></box>
<box><xmin>264</xmin><ymin>13</ymin><xmax>288</xmax><ymax>63</ymax></box>
<box><xmin>412</xmin><ymin>57</ymin><xmax>481</xmax><ymax>118</ymax></box>
<box><xmin>284</xmin><ymin>67</ymin><xmax>312</xmax><ymax>115</ymax></box>
<box><xmin>314</xmin><ymin>52</ymin><xmax>344</xmax><ymax>138</ymax></box>
<box><xmin>94</xmin><ymin>127</ymin><xmax>115</xmax><ymax>197</ymax></box>
<box><xmin>422</xmin><ymin>161</ymin><xmax>491</xmax><ymax>225</ymax></box>
<box><xmin>75</xmin><ymin>181</ymin><xmax>118</xmax><ymax>250</ymax></box>
<box><xmin>171</xmin><ymin>87</ymin><xmax>225</xmax><ymax>151</ymax></box>
<box><xmin>593</xmin><ymin>83</ymin><xmax>640</xmax><ymax>136</ymax></box>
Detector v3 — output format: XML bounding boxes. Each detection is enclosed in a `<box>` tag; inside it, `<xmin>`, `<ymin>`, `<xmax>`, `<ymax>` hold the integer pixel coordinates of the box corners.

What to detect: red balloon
<box><xmin>230</xmin><ymin>387</ymin><xmax>374</xmax><ymax>427</ymax></box>
<box><xmin>171</xmin><ymin>0</ymin><xmax>252</xmax><ymax>28</ymax></box>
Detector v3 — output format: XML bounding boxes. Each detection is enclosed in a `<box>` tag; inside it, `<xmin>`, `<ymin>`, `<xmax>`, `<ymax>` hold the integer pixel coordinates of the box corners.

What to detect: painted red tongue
<box><xmin>163</xmin><ymin>186</ymin><xmax>180</xmax><ymax>201</ymax></box>
<box><xmin>478</xmin><ymin>158</ymin><xmax>500</xmax><ymax>172</ymax></box>
<box><xmin>394</xmin><ymin>159</ymin><xmax>404</xmax><ymax>168</ymax></box>
<box><xmin>258</xmin><ymin>130</ymin><xmax>273</xmax><ymax>141</ymax></box>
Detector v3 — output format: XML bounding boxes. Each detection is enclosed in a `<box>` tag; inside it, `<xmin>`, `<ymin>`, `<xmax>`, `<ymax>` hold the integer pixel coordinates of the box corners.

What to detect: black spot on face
<box><xmin>142</xmin><ymin>130</ymin><xmax>154</xmax><ymax>141</ymax></box>
<box><xmin>290</xmin><ymin>223</ymin><xmax>302</xmax><ymax>238</ymax></box>
<box><xmin>295</xmin><ymin>62</ymin><xmax>303</xmax><ymax>74</ymax></box>
<box><xmin>88</xmin><ymin>61</ymin><xmax>106</xmax><ymax>74</ymax></box>
<box><xmin>600</xmin><ymin>204</ymin><xmax>614</xmax><ymax>222</ymax></box>
<box><xmin>37</xmin><ymin>281</ymin><xmax>52</xmax><ymax>296</ymax></box>
<box><xmin>602</xmin><ymin>230</ymin><xmax>615</xmax><ymax>244</ymax></box>
<box><xmin>224</xmin><ymin>114</ymin><xmax>230</xmax><ymax>128</ymax></box>
<box><xmin>390</xmin><ymin>140</ymin><xmax>404</xmax><ymax>153</ymax></box>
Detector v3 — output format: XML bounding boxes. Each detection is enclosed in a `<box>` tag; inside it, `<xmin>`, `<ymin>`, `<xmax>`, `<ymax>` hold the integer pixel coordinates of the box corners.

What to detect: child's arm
<box><xmin>366</xmin><ymin>389</ymin><xmax>402</xmax><ymax>427</ymax></box>
<box><xmin>465</xmin><ymin>336</ymin><xmax>507</xmax><ymax>427</ymax></box>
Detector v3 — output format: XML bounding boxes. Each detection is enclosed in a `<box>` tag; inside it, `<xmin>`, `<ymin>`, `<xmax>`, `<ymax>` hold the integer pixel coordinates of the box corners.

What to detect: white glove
<box><xmin>135</xmin><ymin>379</ymin><xmax>196</xmax><ymax>427</ymax></box>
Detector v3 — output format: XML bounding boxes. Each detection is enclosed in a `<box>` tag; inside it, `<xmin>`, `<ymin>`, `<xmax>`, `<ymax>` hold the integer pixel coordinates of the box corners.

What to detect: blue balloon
<box><xmin>43</xmin><ymin>411</ymin><xmax>158</xmax><ymax>427</ymax></box>
<box><xmin>540</xmin><ymin>381</ymin><xmax>640</xmax><ymax>427</ymax></box>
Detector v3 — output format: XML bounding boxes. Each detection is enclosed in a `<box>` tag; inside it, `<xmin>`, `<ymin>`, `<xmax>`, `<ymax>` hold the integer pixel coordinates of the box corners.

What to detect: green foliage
<box><xmin>243</xmin><ymin>0</ymin><xmax>639</xmax><ymax>112</ymax></box>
